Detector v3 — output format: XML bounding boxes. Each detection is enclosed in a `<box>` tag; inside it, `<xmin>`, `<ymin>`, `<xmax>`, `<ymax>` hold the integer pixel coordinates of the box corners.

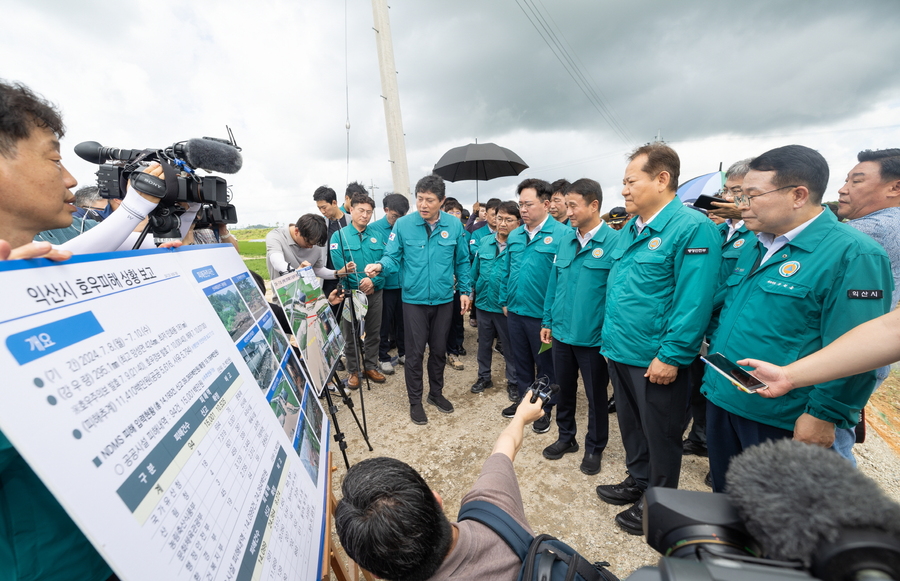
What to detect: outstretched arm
<box><xmin>491</xmin><ymin>396</ymin><xmax>545</xmax><ymax>462</ymax></box>
<box><xmin>741</xmin><ymin>308</ymin><xmax>900</xmax><ymax>398</ymax></box>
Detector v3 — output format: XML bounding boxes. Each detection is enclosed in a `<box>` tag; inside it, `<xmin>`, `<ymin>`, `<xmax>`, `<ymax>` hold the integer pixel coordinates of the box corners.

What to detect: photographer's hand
<box><xmin>491</xmin><ymin>396</ymin><xmax>544</xmax><ymax>462</ymax></box>
<box><xmin>129</xmin><ymin>162</ymin><xmax>166</xmax><ymax>205</ymax></box>
<box><xmin>737</xmin><ymin>358</ymin><xmax>794</xmax><ymax>398</ymax></box>
<box><xmin>708</xmin><ymin>200</ymin><xmax>742</xmax><ymax>221</ymax></box>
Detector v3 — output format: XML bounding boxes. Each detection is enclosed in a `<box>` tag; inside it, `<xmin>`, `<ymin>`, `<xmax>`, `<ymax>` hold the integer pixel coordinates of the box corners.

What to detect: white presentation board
<box><xmin>0</xmin><ymin>245</ymin><xmax>330</xmax><ymax>581</ymax></box>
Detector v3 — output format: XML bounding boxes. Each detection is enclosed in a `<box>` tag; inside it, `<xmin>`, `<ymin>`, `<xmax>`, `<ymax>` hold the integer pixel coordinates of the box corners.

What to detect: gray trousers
<box><xmin>476</xmin><ymin>309</ymin><xmax>516</xmax><ymax>384</ymax></box>
<box><xmin>402</xmin><ymin>301</ymin><xmax>452</xmax><ymax>405</ymax></box>
<box><xmin>342</xmin><ymin>289</ymin><xmax>383</xmax><ymax>374</ymax></box>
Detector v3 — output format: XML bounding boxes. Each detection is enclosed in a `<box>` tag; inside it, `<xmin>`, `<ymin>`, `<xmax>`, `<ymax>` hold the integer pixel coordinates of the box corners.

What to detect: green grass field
<box><xmin>232</xmin><ymin>228</ymin><xmax>273</xmax><ymax>241</ymax></box>
<box><xmin>243</xmin><ymin>258</ymin><xmax>269</xmax><ymax>281</ymax></box>
<box><xmin>238</xmin><ymin>240</ymin><xmax>266</xmax><ymax>256</ymax></box>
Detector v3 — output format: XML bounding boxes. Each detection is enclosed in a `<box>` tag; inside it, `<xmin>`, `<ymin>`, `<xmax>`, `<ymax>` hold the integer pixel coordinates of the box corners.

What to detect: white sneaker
<box><xmin>380</xmin><ymin>361</ymin><xmax>395</xmax><ymax>375</ymax></box>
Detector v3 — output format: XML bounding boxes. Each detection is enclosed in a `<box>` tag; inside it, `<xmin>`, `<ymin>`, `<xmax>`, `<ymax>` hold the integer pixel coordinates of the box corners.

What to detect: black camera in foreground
<box><xmin>75</xmin><ymin>130</ymin><xmax>243</xmax><ymax>245</ymax></box>
<box><xmin>75</xmin><ymin>131</ymin><xmax>242</xmax><ymax>206</ymax></box>
<box><xmin>194</xmin><ymin>203</ymin><xmax>238</xmax><ymax>229</ymax></box>
<box><xmin>628</xmin><ymin>440</ymin><xmax>900</xmax><ymax>581</ymax></box>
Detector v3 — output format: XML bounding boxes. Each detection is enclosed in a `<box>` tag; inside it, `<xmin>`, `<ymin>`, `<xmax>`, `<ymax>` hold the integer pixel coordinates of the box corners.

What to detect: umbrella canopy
<box><xmin>677</xmin><ymin>171</ymin><xmax>725</xmax><ymax>205</ymax></box>
<box><xmin>433</xmin><ymin>142</ymin><xmax>528</xmax><ymax>183</ymax></box>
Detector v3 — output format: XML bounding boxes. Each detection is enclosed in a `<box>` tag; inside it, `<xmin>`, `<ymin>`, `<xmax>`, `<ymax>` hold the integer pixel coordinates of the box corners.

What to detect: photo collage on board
<box><xmin>270</xmin><ymin>267</ymin><xmax>345</xmax><ymax>397</ymax></box>
<box><xmin>203</xmin><ymin>270</ymin><xmax>326</xmax><ymax>486</ymax></box>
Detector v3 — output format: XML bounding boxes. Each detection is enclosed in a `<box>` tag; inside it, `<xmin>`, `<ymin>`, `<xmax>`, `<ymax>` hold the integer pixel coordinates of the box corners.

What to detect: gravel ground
<box><xmin>327</xmin><ymin>325</ymin><xmax>900</xmax><ymax>579</ymax></box>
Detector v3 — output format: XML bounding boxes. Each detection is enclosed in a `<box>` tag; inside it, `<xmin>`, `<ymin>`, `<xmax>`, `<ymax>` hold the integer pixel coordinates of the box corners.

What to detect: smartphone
<box><xmin>701</xmin><ymin>352</ymin><xmax>767</xmax><ymax>394</ymax></box>
<box><xmin>693</xmin><ymin>194</ymin><xmax>726</xmax><ymax>210</ymax></box>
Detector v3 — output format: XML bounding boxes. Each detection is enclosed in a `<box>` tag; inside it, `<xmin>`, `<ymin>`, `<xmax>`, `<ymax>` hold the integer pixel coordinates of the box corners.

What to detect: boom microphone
<box><xmin>173</xmin><ymin>138</ymin><xmax>242</xmax><ymax>174</ymax></box>
<box><xmin>726</xmin><ymin>439</ymin><xmax>900</xmax><ymax>578</ymax></box>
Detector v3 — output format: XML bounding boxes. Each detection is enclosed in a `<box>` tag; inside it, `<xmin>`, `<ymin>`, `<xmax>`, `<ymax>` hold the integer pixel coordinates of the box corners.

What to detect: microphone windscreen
<box><xmin>182</xmin><ymin>138</ymin><xmax>243</xmax><ymax>174</ymax></box>
<box><xmin>726</xmin><ymin>439</ymin><xmax>900</xmax><ymax>566</ymax></box>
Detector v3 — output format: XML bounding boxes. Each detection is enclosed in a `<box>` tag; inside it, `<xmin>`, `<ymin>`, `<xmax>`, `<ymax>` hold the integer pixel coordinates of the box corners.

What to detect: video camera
<box><xmin>627</xmin><ymin>440</ymin><xmax>900</xmax><ymax>581</ymax></box>
<box><xmin>194</xmin><ymin>203</ymin><xmax>238</xmax><ymax>229</ymax></box>
<box><xmin>75</xmin><ymin>128</ymin><xmax>243</xmax><ymax>245</ymax></box>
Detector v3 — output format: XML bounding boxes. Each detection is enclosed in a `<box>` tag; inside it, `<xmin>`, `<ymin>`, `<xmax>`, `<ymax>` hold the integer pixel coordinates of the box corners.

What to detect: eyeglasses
<box><xmin>497</xmin><ymin>217</ymin><xmax>519</xmax><ymax>224</ymax></box>
<box><xmin>734</xmin><ymin>185</ymin><xmax>798</xmax><ymax>207</ymax></box>
<box><xmin>714</xmin><ymin>186</ymin><xmax>743</xmax><ymax>198</ymax></box>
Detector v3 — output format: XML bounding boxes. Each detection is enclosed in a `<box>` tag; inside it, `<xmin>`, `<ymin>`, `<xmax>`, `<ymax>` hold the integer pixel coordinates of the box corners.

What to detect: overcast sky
<box><xmin>2</xmin><ymin>0</ymin><xmax>898</xmax><ymax>226</ymax></box>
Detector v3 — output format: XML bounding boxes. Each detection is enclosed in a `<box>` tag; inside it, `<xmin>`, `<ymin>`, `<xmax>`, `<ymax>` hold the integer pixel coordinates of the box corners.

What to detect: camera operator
<box><xmin>335</xmin><ymin>393</ymin><xmax>545</xmax><ymax>580</ymax></box>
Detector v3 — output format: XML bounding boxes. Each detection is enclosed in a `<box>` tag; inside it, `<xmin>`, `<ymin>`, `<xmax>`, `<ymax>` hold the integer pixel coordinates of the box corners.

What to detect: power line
<box><xmin>514</xmin><ymin>0</ymin><xmax>635</xmax><ymax>146</ymax></box>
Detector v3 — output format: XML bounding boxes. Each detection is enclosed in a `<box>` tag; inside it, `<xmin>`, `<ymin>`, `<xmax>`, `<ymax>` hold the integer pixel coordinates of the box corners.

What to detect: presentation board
<box><xmin>0</xmin><ymin>245</ymin><xmax>330</xmax><ymax>581</ymax></box>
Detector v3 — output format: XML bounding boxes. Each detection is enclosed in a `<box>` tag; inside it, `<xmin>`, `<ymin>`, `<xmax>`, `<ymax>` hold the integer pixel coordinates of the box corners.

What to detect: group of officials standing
<box><xmin>267</xmin><ymin>141</ymin><xmax>898</xmax><ymax>536</ymax></box>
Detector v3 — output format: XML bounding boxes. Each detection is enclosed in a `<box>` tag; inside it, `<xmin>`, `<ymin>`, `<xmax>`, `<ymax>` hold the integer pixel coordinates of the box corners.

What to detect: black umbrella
<box><xmin>433</xmin><ymin>142</ymin><xmax>529</xmax><ymax>201</ymax></box>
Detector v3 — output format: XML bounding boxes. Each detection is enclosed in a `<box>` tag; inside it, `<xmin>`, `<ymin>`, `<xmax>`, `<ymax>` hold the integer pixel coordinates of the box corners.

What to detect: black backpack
<box><xmin>457</xmin><ymin>500</ymin><xmax>619</xmax><ymax>581</ymax></box>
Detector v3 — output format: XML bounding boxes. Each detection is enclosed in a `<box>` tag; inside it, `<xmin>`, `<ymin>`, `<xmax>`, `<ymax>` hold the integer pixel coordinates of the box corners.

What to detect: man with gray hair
<box><xmin>684</xmin><ymin>158</ymin><xmax>757</xmax><ymax>459</ymax></box>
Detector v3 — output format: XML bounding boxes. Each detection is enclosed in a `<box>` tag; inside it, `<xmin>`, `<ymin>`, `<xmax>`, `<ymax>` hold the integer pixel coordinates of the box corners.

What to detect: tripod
<box><xmin>321</xmin><ymin>364</ymin><xmax>372</xmax><ymax>470</ymax></box>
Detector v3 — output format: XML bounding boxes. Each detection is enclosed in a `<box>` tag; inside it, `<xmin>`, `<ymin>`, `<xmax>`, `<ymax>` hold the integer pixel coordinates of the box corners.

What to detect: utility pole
<box><xmin>371</xmin><ymin>0</ymin><xmax>411</xmax><ymax>200</ymax></box>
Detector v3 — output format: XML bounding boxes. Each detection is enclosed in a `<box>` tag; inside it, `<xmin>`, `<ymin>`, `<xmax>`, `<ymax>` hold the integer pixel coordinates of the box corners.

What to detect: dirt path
<box><xmin>327</xmin><ymin>326</ymin><xmax>900</xmax><ymax>578</ymax></box>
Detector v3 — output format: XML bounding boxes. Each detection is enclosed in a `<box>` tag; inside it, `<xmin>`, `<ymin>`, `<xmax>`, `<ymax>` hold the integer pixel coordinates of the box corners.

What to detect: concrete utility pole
<box><xmin>371</xmin><ymin>0</ymin><xmax>411</xmax><ymax>199</ymax></box>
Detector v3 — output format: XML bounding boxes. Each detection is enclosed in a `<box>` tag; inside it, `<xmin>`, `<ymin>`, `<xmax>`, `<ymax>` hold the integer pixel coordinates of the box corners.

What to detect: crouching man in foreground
<box><xmin>335</xmin><ymin>396</ymin><xmax>545</xmax><ymax>580</ymax></box>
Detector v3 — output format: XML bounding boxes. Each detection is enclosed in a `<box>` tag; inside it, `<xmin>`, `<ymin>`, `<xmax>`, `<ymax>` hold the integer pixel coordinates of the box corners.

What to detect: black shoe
<box><xmin>532</xmin><ymin>410</ymin><xmax>552</xmax><ymax>434</ymax></box>
<box><xmin>470</xmin><ymin>378</ymin><xmax>494</xmax><ymax>394</ymax></box>
<box><xmin>336</xmin><ymin>359</ymin><xmax>345</xmax><ymax>372</ymax></box>
<box><xmin>542</xmin><ymin>439</ymin><xmax>579</xmax><ymax>460</ymax></box>
<box><xmin>506</xmin><ymin>383</ymin><xmax>519</xmax><ymax>402</ymax></box>
<box><xmin>704</xmin><ymin>471</ymin><xmax>713</xmax><ymax>488</ymax></box>
<box><xmin>410</xmin><ymin>404</ymin><xmax>428</xmax><ymax>425</ymax></box>
<box><xmin>580</xmin><ymin>451</ymin><xmax>603</xmax><ymax>475</ymax></box>
<box><xmin>596</xmin><ymin>475</ymin><xmax>644</xmax><ymax>505</ymax></box>
<box><xmin>614</xmin><ymin>498</ymin><xmax>644</xmax><ymax>536</ymax></box>
<box><xmin>494</xmin><ymin>341</ymin><xmax>503</xmax><ymax>355</ymax></box>
<box><xmin>607</xmin><ymin>396</ymin><xmax>616</xmax><ymax>414</ymax></box>
<box><xmin>682</xmin><ymin>439</ymin><xmax>708</xmax><ymax>457</ymax></box>
<box><xmin>426</xmin><ymin>394</ymin><xmax>454</xmax><ymax>414</ymax></box>
<box><xmin>458</xmin><ymin>346</ymin><xmax>467</xmax><ymax>356</ymax></box>
<box><xmin>501</xmin><ymin>400</ymin><xmax>519</xmax><ymax>418</ymax></box>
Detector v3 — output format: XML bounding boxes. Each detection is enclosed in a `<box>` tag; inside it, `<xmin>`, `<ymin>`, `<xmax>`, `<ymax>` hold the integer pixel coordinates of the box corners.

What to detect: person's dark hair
<box><xmin>565</xmin><ymin>178</ymin><xmax>603</xmax><ymax>207</ymax></box>
<box><xmin>484</xmin><ymin>198</ymin><xmax>502</xmax><ymax>213</ymax></box>
<box><xmin>335</xmin><ymin>457</ymin><xmax>453</xmax><ymax>581</ymax></box>
<box><xmin>415</xmin><ymin>174</ymin><xmax>446</xmax><ymax>200</ymax></box>
<box><xmin>442</xmin><ymin>197</ymin><xmax>463</xmax><ymax>214</ymax></box>
<box><xmin>461</xmin><ymin>208</ymin><xmax>470</xmax><ymax>221</ymax></box>
<box><xmin>249</xmin><ymin>270</ymin><xmax>267</xmax><ymax>294</ymax></box>
<box><xmin>74</xmin><ymin>185</ymin><xmax>101</xmax><ymax>207</ymax></box>
<box><xmin>516</xmin><ymin>178</ymin><xmax>552</xmax><ymax>201</ymax></box>
<box><xmin>346</xmin><ymin>181</ymin><xmax>368</xmax><ymax>199</ymax></box>
<box><xmin>0</xmin><ymin>80</ymin><xmax>65</xmax><ymax>158</ymax></box>
<box><xmin>497</xmin><ymin>200</ymin><xmax>521</xmax><ymax>221</ymax></box>
<box><xmin>313</xmin><ymin>185</ymin><xmax>337</xmax><ymax>205</ymax></box>
<box><xmin>350</xmin><ymin>192</ymin><xmax>375</xmax><ymax>208</ymax></box>
<box><xmin>383</xmin><ymin>193</ymin><xmax>410</xmax><ymax>215</ymax></box>
<box><xmin>550</xmin><ymin>178</ymin><xmax>571</xmax><ymax>195</ymax></box>
<box><xmin>293</xmin><ymin>213</ymin><xmax>328</xmax><ymax>246</ymax></box>
<box><xmin>749</xmin><ymin>145</ymin><xmax>829</xmax><ymax>204</ymax></box>
<box><xmin>628</xmin><ymin>143</ymin><xmax>680</xmax><ymax>192</ymax></box>
<box><xmin>857</xmin><ymin>148</ymin><xmax>900</xmax><ymax>182</ymax></box>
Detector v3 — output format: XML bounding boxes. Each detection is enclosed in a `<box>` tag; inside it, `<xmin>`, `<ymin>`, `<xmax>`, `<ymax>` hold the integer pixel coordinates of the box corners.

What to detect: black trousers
<box><xmin>506</xmin><ymin>312</ymin><xmax>556</xmax><ymax>406</ymax></box>
<box><xmin>684</xmin><ymin>355</ymin><xmax>707</xmax><ymax>446</ymax></box>
<box><xmin>447</xmin><ymin>290</ymin><xmax>465</xmax><ymax>354</ymax></box>
<box><xmin>608</xmin><ymin>360</ymin><xmax>691</xmax><ymax>490</ymax></box>
<box><xmin>402</xmin><ymin>301</ymin><xmax>452</xmax><ymax>405</ymax></box>
<box><xmin>379</xmin><ymin>288</ymin><xmax>405</xmax><ymax>362</ymax></box>
<box><xmin>706</xmin><ymin>401</ymin><xmax>793</xmax><ymax>493</ymax></box>
<box><xmin>553</xmin><ymin>340</ymin><xmax>609</xmax><ymax>455</ymax></box>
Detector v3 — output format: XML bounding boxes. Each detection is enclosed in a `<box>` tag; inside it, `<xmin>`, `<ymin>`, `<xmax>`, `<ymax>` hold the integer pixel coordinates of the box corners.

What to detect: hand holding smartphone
<box><xmin>701</xmin><ymin>352</ymin><xmax>768</xmax><ymax>393</ymax></box>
